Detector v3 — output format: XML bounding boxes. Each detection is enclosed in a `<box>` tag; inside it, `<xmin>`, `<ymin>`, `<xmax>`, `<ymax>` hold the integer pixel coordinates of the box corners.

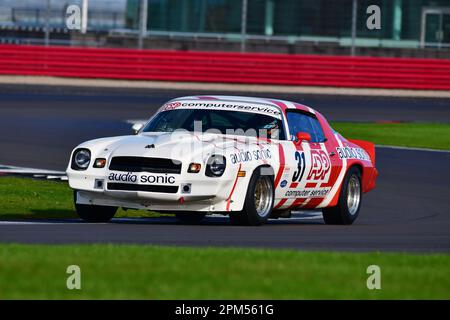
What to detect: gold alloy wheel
<box><xmin>346</xmin><ymin>174</ymin><xmax>361</xmax><ymax>215</ymax></box>
<box><xmin>254</xmin><ymin>176</ymin><xmax>273</xmax><ymax>218</ymax></box>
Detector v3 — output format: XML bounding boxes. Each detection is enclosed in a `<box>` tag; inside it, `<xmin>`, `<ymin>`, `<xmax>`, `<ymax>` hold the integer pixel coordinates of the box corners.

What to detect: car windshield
<box><xmin>142</xmin><ymin>109</ymin><xmax>285</xmax><ymax>140</ymax></box>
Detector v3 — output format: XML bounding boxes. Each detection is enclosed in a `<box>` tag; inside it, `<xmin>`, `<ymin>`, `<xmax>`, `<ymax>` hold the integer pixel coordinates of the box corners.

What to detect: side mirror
<box><xmin>132</xmin><ymin>123</ymin><xmax>144</xmax><ymax>135</ymax></box>
<box><xmin>295</xmin><ymin>132</ymin><xmax>311</xmax><ymax>144</ymax></box>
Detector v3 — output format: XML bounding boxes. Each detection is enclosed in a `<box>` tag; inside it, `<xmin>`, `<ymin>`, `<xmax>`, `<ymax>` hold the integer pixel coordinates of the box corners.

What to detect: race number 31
<box><xmin>292</xmin><ymin>151</ymin><xmax>306</xmax><ymax>182</ymax></box>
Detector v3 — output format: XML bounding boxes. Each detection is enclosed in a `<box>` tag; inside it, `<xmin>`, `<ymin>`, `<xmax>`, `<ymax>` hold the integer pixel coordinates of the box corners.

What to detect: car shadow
<box><xmin>0</xmin><ymin>210</ymin><xmax>324</xmax><ymax>226</ymax></box>
<box><xmin>113</xmin><ymin>211</ymin><xmax>325</xmax><ymax>226</ymax></box>
<box><xmin>0</xmin><ymin>209</ymin><xmax>77</xmax><ymax>221</ymax></box>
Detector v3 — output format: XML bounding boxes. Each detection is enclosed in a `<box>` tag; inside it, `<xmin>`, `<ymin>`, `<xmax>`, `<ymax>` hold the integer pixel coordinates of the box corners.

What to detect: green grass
<box><xmin>1</xmin><ymin>125</ymin><xmax>449</xmax><ymax>300</ymax></box>
<box><xmin>0</xmin><ymin>244</ymin><xmax>448</xmax><ymax>299</ymax></box>
<box><xmin>330</xmin><ymin>122</ymin><xmax>450</xmax><ymax>150</ymax></box>
<box><xmin>0</xmin><ymin>176</ymin><xmax>161</xmax><ymax>219</ymax></box>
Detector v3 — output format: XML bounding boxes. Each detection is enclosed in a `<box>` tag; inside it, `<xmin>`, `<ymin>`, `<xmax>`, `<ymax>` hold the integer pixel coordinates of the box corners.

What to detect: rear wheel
<box><xmin>175</xmin><ymin>212</ymin><xmax>206</xmax><ymax>224</ymax></box>
<box><xmin>230</xmin><ymin>168</ymin><xmax>274</xmax><ymax>226</ymax></box>
<box><xmin>322</xmin><ymin>167</ymin><xmax>362</xmax><ymax>225</ymax></box>
<box><xmin>74</xmin><ymin>191</ymin><xmax>117</xmax><ymax>223</ymax></box>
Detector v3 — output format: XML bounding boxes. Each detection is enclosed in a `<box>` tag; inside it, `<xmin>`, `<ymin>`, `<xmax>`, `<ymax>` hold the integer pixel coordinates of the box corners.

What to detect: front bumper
<box><xmin>67</xmin><ymin>169</ymin><xmax>236</xmax><ymax>211</ymax></box>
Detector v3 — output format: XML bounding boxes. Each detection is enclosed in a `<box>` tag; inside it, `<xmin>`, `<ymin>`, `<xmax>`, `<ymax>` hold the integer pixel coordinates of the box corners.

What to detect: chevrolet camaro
<box><xmin>67</xmin><ymin>96</ymin><xmax>378</xmax><ymax>226</ymax></box>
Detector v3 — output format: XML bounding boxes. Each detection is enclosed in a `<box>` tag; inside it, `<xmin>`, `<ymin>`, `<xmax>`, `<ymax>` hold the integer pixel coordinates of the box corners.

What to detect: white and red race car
<box><xmin>67</xmin><ymin>96</ymin><xmax>378</xmax><ymax>226</ymax></box>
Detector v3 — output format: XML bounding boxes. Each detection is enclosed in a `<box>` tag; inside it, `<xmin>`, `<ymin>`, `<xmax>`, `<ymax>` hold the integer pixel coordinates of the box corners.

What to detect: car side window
<box><xmin>309</xmin><ymin>116</ymin><xmax>326</xmax><ymax>142</ymax></box>
<box><xmin>286</xmin><ymin>111</ymin><xmax>326</xmax><ymax>143</ymax></box>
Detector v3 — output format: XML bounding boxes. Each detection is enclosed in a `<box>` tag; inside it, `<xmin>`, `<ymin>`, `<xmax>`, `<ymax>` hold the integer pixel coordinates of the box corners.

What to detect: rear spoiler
<box><xmin>348</xmin><ymin>139</ymin><xmax>376</xmax><ymax>165</ymax></box>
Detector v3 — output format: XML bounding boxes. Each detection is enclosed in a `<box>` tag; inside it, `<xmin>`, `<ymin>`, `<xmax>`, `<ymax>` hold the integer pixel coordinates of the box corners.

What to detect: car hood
<box><xmin>79</xmin><ymin>132</ymin><xmax>268</xmax><ymax>162</ymax></box>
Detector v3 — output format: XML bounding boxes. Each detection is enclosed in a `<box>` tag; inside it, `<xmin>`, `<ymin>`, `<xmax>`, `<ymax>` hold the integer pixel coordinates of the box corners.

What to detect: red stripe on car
<box><xmin>274</xmin><ymin>198</ymin><xmax>288</xmax><ymax>209</ymax></box>
<box><xmin>302</xmin><ymin>198</ymin><xmax>324</xmax><ymax>209</ymax></box>
<box><xmin>226</xmin><ymin>164</ymin><xmax>242</xmax><ymax>211</ymax></box>
<box><xmin>196</xmin><ymin>96</ymin><xmax>218</xmax><ymax>100</ymax></box>
<box><xmin>274</xmin><ymin>144</ymin><xmax>285</xmax><ymax>188</ymax></box>
<box><xmin>266</xmin><ymin>99</ymin><xmax>288</xmax><ymax>110</ymax></box>
<box><xmin>288</xmin><ymin>198</ymin><xmax>307</xmax><ymax>209</ymax></box>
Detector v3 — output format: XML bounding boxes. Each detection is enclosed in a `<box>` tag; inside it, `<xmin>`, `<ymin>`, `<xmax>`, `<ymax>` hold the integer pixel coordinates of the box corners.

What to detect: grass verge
<box><xmin>330</xmin><ymin>122</ymin><xmax>450</xmax><ymax>150</ymax></box>
<box><xmin>0</xmin><ymin>244</ymin><xmax>448</xmax><ymax>299</ymax></box>
<box><xmin>0</xmin><ymin>176</ymin><xmax>159</xmax><ymax>219</ymax></box>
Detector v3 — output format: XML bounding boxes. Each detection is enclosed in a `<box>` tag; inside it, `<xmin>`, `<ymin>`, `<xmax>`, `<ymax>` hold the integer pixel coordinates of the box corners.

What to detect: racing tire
<box><xmin>322</xmin><ymin>167</ymin><xmax>362</xmax><ymax>225</ymax></box>
<box><xmin>74</xmin><ymin>191</ymin><xmax>117</xmax><ymax>223</ymax></box>
<box><xmin>175</xmin><ymin>212</ymin><xmax>206</xmax><ymax>224</ymax></box>
<box><xmin>229</xmin><ymin>168</ymin><xmax>274</xmax><ymax>226</ymax></box>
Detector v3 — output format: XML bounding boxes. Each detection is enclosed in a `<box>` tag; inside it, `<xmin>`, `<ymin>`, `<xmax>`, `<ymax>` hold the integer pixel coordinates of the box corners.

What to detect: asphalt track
<box><xmin>0</xmin><ymin>84</ymin><xmax>449</xmax><ymax>252</ymax></box>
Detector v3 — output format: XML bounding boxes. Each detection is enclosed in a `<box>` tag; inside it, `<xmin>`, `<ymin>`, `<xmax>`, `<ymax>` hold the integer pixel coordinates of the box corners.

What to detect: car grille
<box><xmin>109</xmin><ymin>157</ymin><xmax>182</xmax><ymax>174</ymax></box>
<box><xmin>107</xmin><ymin>183</ymin><xmax>179</xmax><ymax>194</ymax></box>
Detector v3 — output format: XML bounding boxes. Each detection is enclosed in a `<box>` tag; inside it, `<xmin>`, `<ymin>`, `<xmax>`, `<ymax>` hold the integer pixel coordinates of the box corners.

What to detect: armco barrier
<box><xmin>0</xmin><ymin>44</ymin><xmax>449</xmax><ymax>90</ymax></box>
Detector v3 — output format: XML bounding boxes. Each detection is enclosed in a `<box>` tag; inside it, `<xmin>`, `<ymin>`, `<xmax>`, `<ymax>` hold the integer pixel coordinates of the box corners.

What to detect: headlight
<box><xmin>71</xmin><ymin>148</ymin><xmax>91</xmax><ymax>170</ymax></box>
<box><xmin>206</xmin><ymin>155</ymin><xmax>226</xmax><ymax>177</ymax></box>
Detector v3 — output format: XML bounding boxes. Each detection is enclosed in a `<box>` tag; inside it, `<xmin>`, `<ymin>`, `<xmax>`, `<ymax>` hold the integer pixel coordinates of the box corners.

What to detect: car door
<box><xmin>274</xmin><ymin>110</ymin><xmax>332</xmax><ymax>209</ymax></box>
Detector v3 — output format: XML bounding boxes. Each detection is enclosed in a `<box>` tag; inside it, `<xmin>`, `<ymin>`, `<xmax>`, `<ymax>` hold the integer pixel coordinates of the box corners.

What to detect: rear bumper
<box><xmin>363</xmin><ymin>167</ymin><xmax>378</xmax><ymax>193</ymax></box>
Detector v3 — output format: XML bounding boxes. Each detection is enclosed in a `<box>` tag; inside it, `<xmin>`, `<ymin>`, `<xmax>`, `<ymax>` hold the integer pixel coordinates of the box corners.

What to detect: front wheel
<box><xmin>74</xmin><ymin>191</ymin><xmax>117</xmax><ymax>223</ymax></box>
<box><xmin>322</xmin><ymin>167</ymin><xmax>362</xmax><ymax>225</ymax></box>
<box><xmin>230</xmin><ymin>168</ymin><xmax>274</xmax><ymax>226</ymax></box>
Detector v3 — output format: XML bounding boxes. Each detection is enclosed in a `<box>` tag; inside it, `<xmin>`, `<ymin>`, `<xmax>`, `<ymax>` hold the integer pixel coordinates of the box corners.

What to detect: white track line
<box><xmin>126</xmin><ymin>119</ymin><xmax>146</xmax><ymax>124</ymax></box>
<box><xmin>2</xmin><ymin>75</ymin><xmax>450</xmax><ymax>98</ymax></box>
<box><xmin>0</xmin><ymin>221</ymin><xmax>79</xmax><ymax>225</ymax></box>
<box><xmin>125</xmin><ymin>119</ymin><xmax>147</xmax><ymax>125</ymax></box>
<box><xmin>0</xmin><ymin>164</ymin><xmax>66</xmax><ymax>175</ymax></box>
<box><xmin>376</xmin><ymin>145</ymin><xmax>450</xmax><ymax>153</ymax></box>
